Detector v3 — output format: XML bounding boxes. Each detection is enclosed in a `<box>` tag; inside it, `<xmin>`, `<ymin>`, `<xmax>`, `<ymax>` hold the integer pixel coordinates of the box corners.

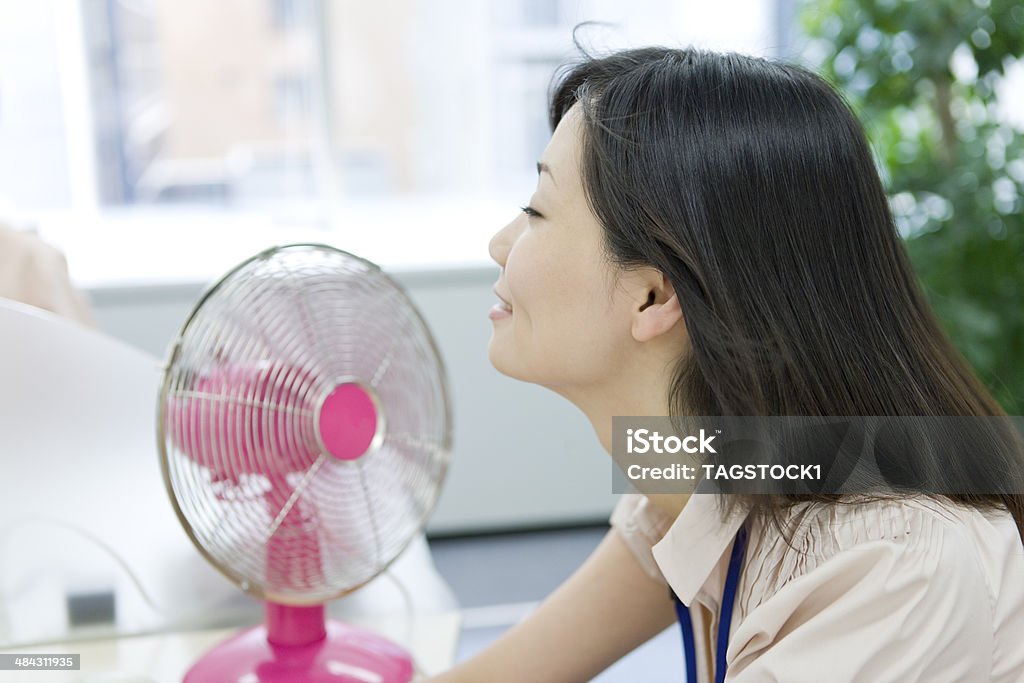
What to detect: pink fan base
<box><xmin>184</xmin><ymin>604</ymin><xmax>414</xmax><ymax>682</ymax></box>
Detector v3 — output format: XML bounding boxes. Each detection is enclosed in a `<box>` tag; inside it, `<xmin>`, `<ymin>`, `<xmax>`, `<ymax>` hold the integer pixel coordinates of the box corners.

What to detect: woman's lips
<box><xmin>489</xmin><ymin>302</ymin><xmax>512</xmax><ymax>320</ymax></box>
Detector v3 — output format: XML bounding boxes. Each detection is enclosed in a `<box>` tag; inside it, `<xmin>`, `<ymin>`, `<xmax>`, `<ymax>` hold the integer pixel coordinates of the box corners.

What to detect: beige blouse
<box><xmin>611</xmin><ymin>492</ymin><xmax>1024</xmax><ymax>682</ymax></box>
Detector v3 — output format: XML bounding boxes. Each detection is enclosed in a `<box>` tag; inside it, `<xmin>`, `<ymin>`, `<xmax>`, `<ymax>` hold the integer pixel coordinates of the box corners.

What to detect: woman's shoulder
<box><xmin>744</xmin><ymin>495</ymin><xmax>1020</xmax><ymax>609</ymax></box>
<box><xmin>731</xmin><ymin>497</ymin><xmax>1024</xmax><ymax>680</ymax></box>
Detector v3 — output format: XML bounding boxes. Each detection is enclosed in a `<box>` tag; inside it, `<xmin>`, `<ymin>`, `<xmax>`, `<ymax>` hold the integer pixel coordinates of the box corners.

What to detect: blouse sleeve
<box><xmin>726</xmin><ymin>516</ymin><xmax>994</xmax><ymax>682</ymax></box>
<box><xmin>609</xmin><ymin>493</ymin><xmax>675</xmax><ymax>584</ymax></box>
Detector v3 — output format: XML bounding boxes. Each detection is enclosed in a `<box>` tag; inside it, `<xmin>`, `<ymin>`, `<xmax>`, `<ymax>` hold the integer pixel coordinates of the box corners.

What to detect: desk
<box><xmin>4</xmin><ymin>610</ymin><xmax>461</xmax><ymax>682</ymax></box>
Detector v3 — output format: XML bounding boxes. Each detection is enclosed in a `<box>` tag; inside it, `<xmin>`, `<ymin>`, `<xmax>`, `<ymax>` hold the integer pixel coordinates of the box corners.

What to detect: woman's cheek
<box><xmin>503</xmin><ymin>239</ymin><xmax>543</xmax><ymax>316</ymax></box>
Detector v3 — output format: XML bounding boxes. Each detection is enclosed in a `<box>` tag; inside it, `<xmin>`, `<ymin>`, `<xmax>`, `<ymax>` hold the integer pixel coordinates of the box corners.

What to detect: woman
<box><xmin>430</xmin><ymin>47</ymin><xmax>1024</xmax><ymax>682</ymax></box>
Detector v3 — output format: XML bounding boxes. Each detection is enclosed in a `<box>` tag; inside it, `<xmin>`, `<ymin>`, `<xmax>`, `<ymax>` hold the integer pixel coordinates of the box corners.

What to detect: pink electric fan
<box><xmin>157</xmin><ymin>244</ymin><xmax>452</xmax><ymax>682</ymax></box>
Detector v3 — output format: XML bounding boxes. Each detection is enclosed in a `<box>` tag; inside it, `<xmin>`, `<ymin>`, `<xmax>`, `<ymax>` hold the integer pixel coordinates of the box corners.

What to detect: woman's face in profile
<box><xmin>487</xmin><ymin>104</ymin><xmax>640</xmax><ymax>394</ymax></box>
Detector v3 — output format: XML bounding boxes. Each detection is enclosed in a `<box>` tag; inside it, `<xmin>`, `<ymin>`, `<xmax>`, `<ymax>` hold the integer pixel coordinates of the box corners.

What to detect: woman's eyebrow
<box><xmin>536</xmin><ymin>161</ymin><xmax>556</xmax><ymax>185</ymax></box>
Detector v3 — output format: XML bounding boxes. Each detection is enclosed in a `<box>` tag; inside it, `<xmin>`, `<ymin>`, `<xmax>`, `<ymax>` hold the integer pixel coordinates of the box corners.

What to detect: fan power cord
<box><xmin>381</xmin><ymin>568</ymin><xmax>432</xmax><ymax>679</ymax></box>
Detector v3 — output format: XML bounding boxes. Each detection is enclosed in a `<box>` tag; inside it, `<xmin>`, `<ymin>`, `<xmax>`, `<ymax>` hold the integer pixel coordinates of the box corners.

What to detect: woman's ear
<box><xmin>632</xmin><ymin>278</ymin><xmax>685</xmax><ymax>343</ymax></box>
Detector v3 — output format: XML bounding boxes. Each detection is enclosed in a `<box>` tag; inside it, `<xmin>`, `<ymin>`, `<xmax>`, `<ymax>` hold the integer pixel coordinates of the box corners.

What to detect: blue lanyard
<box><xmin>671</xmin><ymin>524</ymin><xmax>748</xmax><ymax>683</ymax></box>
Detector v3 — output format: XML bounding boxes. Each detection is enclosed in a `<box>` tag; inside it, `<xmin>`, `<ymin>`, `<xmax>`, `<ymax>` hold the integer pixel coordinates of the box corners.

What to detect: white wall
<box><xmin>85</xmin><ymin>265</ymin><xmax>619</xmax><ymax>536</ymax></box>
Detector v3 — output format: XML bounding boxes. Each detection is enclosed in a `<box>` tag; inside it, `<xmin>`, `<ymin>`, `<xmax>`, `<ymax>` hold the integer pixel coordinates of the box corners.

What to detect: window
<box><xmin>0</xmin><ymin>0</ymin><xmax>784</xmax><ymax>284</ymax></box>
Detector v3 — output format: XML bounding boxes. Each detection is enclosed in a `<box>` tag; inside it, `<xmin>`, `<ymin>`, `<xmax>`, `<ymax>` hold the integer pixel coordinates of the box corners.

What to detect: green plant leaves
<box><xmin>799</xmin><ymin>0</ymin><xmax>1024</xmax><ymax>412</ymax></box>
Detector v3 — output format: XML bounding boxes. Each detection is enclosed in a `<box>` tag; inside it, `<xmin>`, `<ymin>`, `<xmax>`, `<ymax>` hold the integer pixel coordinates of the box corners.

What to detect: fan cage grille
<box><xmin>156</xmin><ymin>244</ymin><xmax>452</xmax><ymax>604</ymax></box>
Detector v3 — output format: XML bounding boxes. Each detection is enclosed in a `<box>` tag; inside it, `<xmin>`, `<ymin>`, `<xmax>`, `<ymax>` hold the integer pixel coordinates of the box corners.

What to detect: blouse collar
<box><xmin>651</xmin><ymin>492</ymin><xmax>747</xmax><ymax>606</ymax></box>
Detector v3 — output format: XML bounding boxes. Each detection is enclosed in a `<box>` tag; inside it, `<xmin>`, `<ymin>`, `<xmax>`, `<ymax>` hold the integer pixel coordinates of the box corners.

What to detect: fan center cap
<box><xmin>316</xmin><ymin>381</ymin><xmax>382</xmax><ymax>461</ymax></box>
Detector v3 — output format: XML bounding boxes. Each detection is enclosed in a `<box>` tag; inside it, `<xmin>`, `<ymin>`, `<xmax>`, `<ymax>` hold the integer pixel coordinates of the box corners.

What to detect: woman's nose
<box><xmin>488</xmin><ymin>214</ymin><xmax>522</xmax><ymax>268</ymax></box>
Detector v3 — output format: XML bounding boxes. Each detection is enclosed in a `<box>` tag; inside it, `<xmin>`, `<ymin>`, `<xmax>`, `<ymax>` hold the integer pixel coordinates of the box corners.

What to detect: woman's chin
<box><xmin>487</xmin><ymin>343</ymin><xmax>531</xmax><ymax>383</ymax></box>
<box><xmin>486</xmin><ymin>341</ymin><xmax>512</xmax><ymax>374</ymax></box>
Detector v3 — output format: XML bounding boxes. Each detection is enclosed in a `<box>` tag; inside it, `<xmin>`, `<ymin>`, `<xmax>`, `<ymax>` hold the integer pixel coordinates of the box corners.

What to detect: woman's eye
<box><xmin>520</xmin><ymin>205</ymin><xmax>542</xmax><ymax>218</ymax></box>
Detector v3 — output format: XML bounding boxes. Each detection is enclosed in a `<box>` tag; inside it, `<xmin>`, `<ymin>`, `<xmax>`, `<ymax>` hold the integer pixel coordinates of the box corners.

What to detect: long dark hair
<box><xmin>549</xmin><ymin>45</ymin><xmax>1024</xmax><ymax>542</ymax></box>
